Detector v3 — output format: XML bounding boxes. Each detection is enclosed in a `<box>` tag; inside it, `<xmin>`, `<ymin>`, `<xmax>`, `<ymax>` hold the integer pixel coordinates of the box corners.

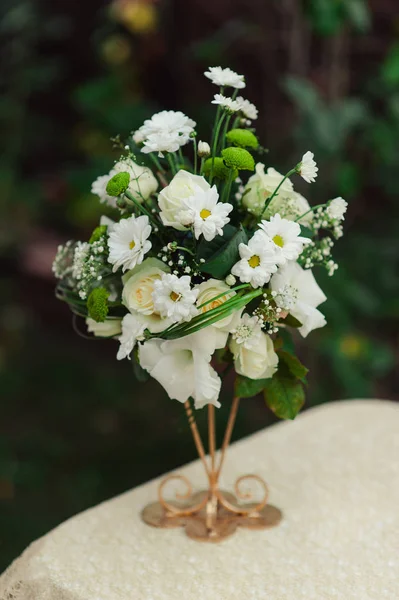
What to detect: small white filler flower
<box><xmin>108</xmin><ymin>215</ymin><xmax>152</xmax><ymax>273</ymax></box>
<box><xmin>231</xmin><ymin>234</ymin><xmax>278</xmax><ymax>289</ymax></box>
<box><xmin>204</xmin><ymin>66</ymin><xmax>246</xmax><ymax>89</ymax></box>
<box><xmin>178</xmin><ymin>185</ymin><xmax>233</xmax><ymax>241</ymax></box>
<box><xmin>231</xmin><ymin>313</ymin><xmax>262</xmax><ymax>349</ymax></box>
<box><xmin>298</xmin><ymin>151</ymin><xmax>318</xmax><ymax>183</ymax></box>
<box><xmin>258</xmin><ymin>213</ymin><xmax>311</xmax><ymax>265</ymax></box>
<box><xmin>152</xmin><ymin>273</ymin><xmax>198</xmax><ymax>323</ymax></box>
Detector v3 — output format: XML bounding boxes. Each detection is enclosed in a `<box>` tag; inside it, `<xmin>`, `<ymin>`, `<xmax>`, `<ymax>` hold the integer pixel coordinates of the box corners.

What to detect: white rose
<box><xmin>122</xmin><ymin>257</ymin><xmax>172</xmax><ymax>333</ymax></box>
<box><xmin>230</xmin><ymin>331</ymin><xmax>278</xmax><ymax>380</ymax></box>
<box><xmin>114</xmin><ymin>158</ymin><xmax>158</xmax><ymax>203</ymax></box>
<box><xmin>243</xmin><ymin>164</ymin><xmax>294</xmax><ymax>217</ymax></box>
<box><xmin>158</xmin><ymin>169</ymin><xmax>211</xmax><ymax>230</ymax></box>
<box><xmin>86</xmin><ymin>317</ymin><xmax>122</xmax><ymax>338</ymax></box>
<box><xmin>266</xmin><ymin>191</ymin><xmax>313</xmax><ymax>226</ymax></box>
<box><xmin>195</xmin><ymin>279</ymin><xmax>242</xmax><ymax>349</ymax></box>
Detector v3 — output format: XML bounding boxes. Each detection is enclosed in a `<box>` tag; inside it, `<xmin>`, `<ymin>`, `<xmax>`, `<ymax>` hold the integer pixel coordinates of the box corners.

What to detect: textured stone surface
<box><xmin>1</xmin><ymin>399</ymin><xmax>398</xmax><ymax>599</ymax></box>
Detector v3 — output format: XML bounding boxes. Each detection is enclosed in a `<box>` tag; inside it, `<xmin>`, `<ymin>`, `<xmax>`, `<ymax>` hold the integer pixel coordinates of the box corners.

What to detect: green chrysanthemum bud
<box><xmin>221</xmin><ymin>147</ymin><xmax>255</xmax><ymax>171</ymax></box>
<box><xmin>87</xmin><ymin>287</ymin><xmax>109</xmax><ymax>323</ymax></box>
<box><xmin>89</xmin><ymin>225</ymin><xmax>108</xmax><ymax>244</ymax></box>
<box><xmin>203</xmin><ymin>157</ymin><xmax>238</xmax><ymax>181</ymax></box>
<box><xmin>106</xmin><ymin>172</ymin><xmax>130</xmax><ymax>197</ymax></box>
<box><xmin>226</xmin><ymin>128</ymin><xmax>259</xmax><ymax>149</ymax></box>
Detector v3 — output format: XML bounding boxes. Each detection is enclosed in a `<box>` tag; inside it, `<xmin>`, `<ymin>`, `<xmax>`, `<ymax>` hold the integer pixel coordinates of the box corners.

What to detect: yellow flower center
<box><xmin>248</xmin><ymin>255</ymin><xmax>260</xmax><ymax>268</ymax></box>
<box><xmin>129</xmin><ymin>240</ymin><xmax>136</xmax><ymax>250</ymax></box>
<box><xmin>170</xmin><ymin>291</ymin><xmax>181</xmax><ymax>302</ymax></box>
<box><xmin>200</xmin><ymin>208</ymin><xmax>212</xmax><ymax>219</ymax></box>
<box><xmin>273</xmin><ymin>234</ymin><xmax>284</xmax><ymax>247</ymax></box>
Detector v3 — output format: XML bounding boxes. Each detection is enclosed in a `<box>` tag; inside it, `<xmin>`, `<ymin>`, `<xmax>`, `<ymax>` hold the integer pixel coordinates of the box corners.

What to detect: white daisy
<box><xmin>231</xmin><ymin>234</ymin><xmax>278</xmax><ymax>289</ymax></box>
<box><xmin>231</xmin><ymin>313</ymin><xmax>262</xmax><ymax>349</ymax></box>
<box><xmin>152</xmin><ymin>273</ymin><xmax>198</xmax><ymax>323</ymax></box>
<box><xmin>327</xmin><ymin>197</ymin><xmax>347</xmax><ymax>220</ymax></box>
<box><xmin>136</xmin><ymin>110</ymin><xmax>196</xmax><ymax>157</ymax></box>
<box><xmin>211</xmin><ymin>94</ymin><xmax>240</xmax><ymax>113</ymax></box>
<box><xmin>116</xmin><ymin>314</ymin><xmax>146</xmax><ymax>360</ymax></box>
<box><xmin>236</xmin><ymin>96</ymin><xmax>258</xmax><ymax>120</ymax></box>
<box><xmin>91</xmin><ymin>172</ymin><xmax>118</xmax><ymax>208</ymax></box>
<box><xmin>258</xmin><ymin>213</ymin><xmax>311</xmax><ymax>265</ymax></box>
<box><xmin>204</xmin><ymin>66</ymin><xmax>246</xmax><ymax>89</ymax></box>
<box><xmin>177</xmin><ymin>185</ymin><xmax>233</xmax><ymax>241</ymax></box>
<box><xmin>298</xmin><ymin>151</ymin><xmax>318</xmax><ymax>183</ymax></box>
<box><xmin>108</xmin><ymin>215</ymin><xmax>152</xmax><ymax>273</ymax></box>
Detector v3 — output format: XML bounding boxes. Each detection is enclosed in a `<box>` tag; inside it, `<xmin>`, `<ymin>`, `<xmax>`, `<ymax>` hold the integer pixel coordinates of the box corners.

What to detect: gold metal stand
<box><xmin>141</xmin><ymin>397</ymin><xmax>282</xmax><ymax>542</ymax></box>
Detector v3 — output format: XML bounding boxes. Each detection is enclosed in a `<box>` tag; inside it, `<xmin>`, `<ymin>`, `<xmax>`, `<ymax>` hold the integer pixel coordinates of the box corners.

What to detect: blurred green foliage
<box><xmin>0</xmin><ymin>0</ymin><xmax>398</xmax><ymax>573</ymax></box>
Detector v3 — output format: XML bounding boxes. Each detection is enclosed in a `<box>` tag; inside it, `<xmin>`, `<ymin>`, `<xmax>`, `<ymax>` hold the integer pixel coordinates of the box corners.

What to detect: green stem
<box><xmin>220</xmin><ymin>114</ymin><xmax>232</xmax><ymax>153</ymax></box>
<box><xmin>295</xmin><ymin>203</ymin><xmax>326</xmax><ymax>222</ymax></box>
<box><xmin>124</xmin><ymin>190</ymin><xmax>161</xmax><ymax>227</ymax></box>
<box><xmin>174</xmin><ymin>245</ymin><xmax>195</xmax><ymax>256</ymax></box>
<box><xmin>222</xmin><ymin>168</ymin><xmax>234</xmax><ymax>203</ymax></box>
<box><xmin>260</xmin><ymin>167</ymin><xmax>297</xmax><ymax>219</ymax></box>
<box><xmin>166</xmin><ymin>153</ymin><xmax>177</xmax><ymax>176</ymax></box>
<box><xmin>178</xmin><ymin>147</ymin><xmax>184</xmax><ymax>168</ymax></box>
<box><xmin>210</xmin><ymin>112</ymin><xmax>227</xmax><ymax>184</ymax></box>
<box><xmin>149</xmin><ymin>153</ymin><xmax>165</xmax><ymax>174</ymax></box>
<box><xmin>192</xmin><ymin>137</ymin><xmax>198</xmax><ymax>175</ymax></box>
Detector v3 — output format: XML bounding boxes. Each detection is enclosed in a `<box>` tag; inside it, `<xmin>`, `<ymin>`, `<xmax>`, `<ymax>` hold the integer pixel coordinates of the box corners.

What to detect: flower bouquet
<box><xmin>53</xmin><ymin>66</ymin><xmax>347</xmax><ymax>541</ymax></box>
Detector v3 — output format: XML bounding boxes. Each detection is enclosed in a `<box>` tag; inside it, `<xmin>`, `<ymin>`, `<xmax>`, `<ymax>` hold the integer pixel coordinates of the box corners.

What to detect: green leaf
<box><xmin>277</xmin><ymin>350</ymin><xmax>308</xmax><ymax>382</ymax></box>
<box><xmin>197</xmin><ymin>224</ymin><xmax>237</xmax><ymax>261</ymax></box>
<box><xmin>198</xmin><ymin>225</ymin><xmax>248</xmax><ymax>279</ymax></box>
<box><xmin>299</xmin><ymin>225</ymin><xmax>314</xmax><ymax>239</ymax></box>
<box><xmin>344</xmin><ymin>0</ymin><xmax>371</xmax><ymax>33</ymax></box>
<box><xmin>131</xmin><ymin>350</ymin><xmax>149</xmax><ymax>383</ymax></box>
<box><xmin>282</xmin><ymin>313</ymin><xmax>303</xmax><ymax>328</ymax></box>
<box><xmin>234</xmin><ymin>375</ymin><xmax>269</xmax><ymax>399</ymax></box>
<box><xmin>264</xmin><ymin>374</ymin><xmax>305</xmax><ymax>420</ymax></box>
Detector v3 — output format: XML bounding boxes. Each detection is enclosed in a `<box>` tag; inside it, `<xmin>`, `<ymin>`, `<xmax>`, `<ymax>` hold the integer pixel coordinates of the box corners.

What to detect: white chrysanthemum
<box><xmin>152</xmin><ymin>273</ymin><xmax>198</xmax><ymax>323</ymax></box>
<box><xmin>298</xmin><ymin>151</ymin><xmax>318</xmax><ymax>183</ymax></box>
<box><xmin>231</xmin><ymin>313</ymin><xmax>262</xmax><ymax>349</ymax></box>
<box><xmin>236</xmin><ymin>96</ymin><xmax>258</xmax><ymax>120</ymax></box>
<box><xmin>139</xmin><ymin>328</ymin><xmax>224</xmax><ymax>409</ymax></box>
<box><xmin>211</xmin><ymin>94</ymin><xmax>240</xmax><ymax>113</ymax></box>
<box><xmin>231</xmin><ymin>234</ymin><xmax>278</xmax><ymax>289</ymax></box>
<box><xmin>271</xmin><ymin>261</ymin><xmax>327</xmax><ymax>337</ymax></box>
<box><xmin>177</xmin><ymin>185</ymin><xmax>233</xmax><ymax>241</ymax></box>
<box><xmin>116</xmin><ymin>313</ymin><xmax>146</xmax><ymax>360</ymax></box>
<box><xmin>327</xmin><ymin>197</ymin><xmax>347</xmax><ymax>220</ymax></box>
<box><xmin>91</xmin><ymin>173</ymin><xmax>118</xmax><ymax>208</ymax></box>
<box><xmin>108</xmin><ymin>215</ymin><xmax>152</xmax><ymax>273</ymax></box>
<box><xmin>258</xmin><ymin>214</ymin><xmax>311</xmax><ymax>265</ymax></box>
<box><xmin>204</xmin><ymin>66</ymin><xmax>245</xmax><ymax>89</ymax></box>
<box><xmin>136</xmin><ymin>110</ymin><xmax>196</xmax><ymax>157</ymax></box>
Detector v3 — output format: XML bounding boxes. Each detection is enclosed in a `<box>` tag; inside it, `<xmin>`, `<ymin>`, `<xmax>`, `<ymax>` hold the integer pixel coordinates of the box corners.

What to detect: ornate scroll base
<box><xmin>141</xmin><ymin>398</ymin><xmax>283</xmax><ymax>542</ymax></box>
<box><xmin>142</xmin><ymin>490</ymin><xmax>282</xmax><ymax>542</ymax></box>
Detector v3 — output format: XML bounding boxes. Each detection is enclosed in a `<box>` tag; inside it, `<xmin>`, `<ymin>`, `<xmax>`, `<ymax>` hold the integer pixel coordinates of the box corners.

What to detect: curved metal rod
<box><xmin>216</xmin><ymin>474</ymin><xmax>269</xmax><ymax>515</ymax></box>
<box><xmin>158</xmin><ymin>474</ymin><xmax>210</xmax><ymax>516</ymax></box>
